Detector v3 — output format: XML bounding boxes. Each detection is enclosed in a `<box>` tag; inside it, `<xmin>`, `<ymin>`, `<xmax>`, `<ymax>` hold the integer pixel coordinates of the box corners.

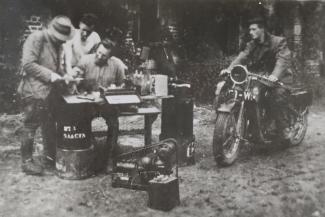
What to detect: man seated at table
<box><xmin>73</xmin><ymin>38</ymin><xmax>126</xmax><ymax>168</ymax></box>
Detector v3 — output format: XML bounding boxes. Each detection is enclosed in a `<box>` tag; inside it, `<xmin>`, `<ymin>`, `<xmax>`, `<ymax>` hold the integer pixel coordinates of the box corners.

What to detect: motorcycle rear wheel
<box><xmin>288</xmin><ymin>107</ymin><xmax>308</xmax><ymax>146</ymax></box>
<box><xmin>213</xmin><ymin>113</ymin><xmax>240</xmax><ymax>166</ymax></box>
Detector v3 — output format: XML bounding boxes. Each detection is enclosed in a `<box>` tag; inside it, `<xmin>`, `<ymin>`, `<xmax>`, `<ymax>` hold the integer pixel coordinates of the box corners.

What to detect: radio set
<box><xmin>111</xmin><ymin>138</ymin><xmax>178</xmax><ymax>190</ymax></box>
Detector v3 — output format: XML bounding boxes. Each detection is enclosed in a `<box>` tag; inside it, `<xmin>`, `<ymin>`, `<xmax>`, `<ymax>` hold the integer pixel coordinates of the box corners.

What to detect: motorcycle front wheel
<box><xmin>213</xmin><ymin>113</ymin><xmax>241</xmax><ymax>166</ymax></box>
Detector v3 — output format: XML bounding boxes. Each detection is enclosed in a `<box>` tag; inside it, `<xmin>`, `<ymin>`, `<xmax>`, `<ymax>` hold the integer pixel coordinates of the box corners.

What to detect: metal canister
<box><xmin>56</xmin><ymin>103</ymin><xmax>93</xmax><ymax>150</ymax></box>
<box><xmin>160</xmin><ymin>84</ymin><xmax>194</xmax><ymax>139</ymax></box>
<box><xmin>56</xmin><ymin>145</ymin><xmax>95</xmax><ymax>180</ymax></box>
<box><xmin>160</xmin><ymin>83</ymin><xmax>195</xmax><ymax>165</ymax></box>
<box><xmin>55</xmin><ymin>100</ymin><xmax>95</xmax><ymax>180</ymax></box>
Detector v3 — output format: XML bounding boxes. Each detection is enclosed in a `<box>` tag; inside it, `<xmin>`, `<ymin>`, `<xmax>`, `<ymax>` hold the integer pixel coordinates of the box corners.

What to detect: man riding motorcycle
<box><xmin>218</xmin><ymin>17</ymin><xmax>293</xmax><ymax>141</ymax></box>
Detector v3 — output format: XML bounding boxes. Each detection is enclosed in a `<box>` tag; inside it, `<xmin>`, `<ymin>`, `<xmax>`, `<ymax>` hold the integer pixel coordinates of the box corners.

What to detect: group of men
<box><xmin>17</xmin><ymin>13</ymin><xmax>294</xmax><ymax>176</ymax></box>
<box><xmin>18</xmin><ymin>14</ymin><xmax>125</xmax><ymax>175</ymax></box>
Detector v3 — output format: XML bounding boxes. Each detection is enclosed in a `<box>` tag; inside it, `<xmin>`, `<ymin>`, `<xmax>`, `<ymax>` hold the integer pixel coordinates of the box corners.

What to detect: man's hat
<box><xmin>48</xmin><ymin>15</ymin><xmax>75</xmax><ymax>42</ymax></box>
<box><xmin>248</xmin><ymin>17</ymin><xmax>267</xmax><ymax>28</ymax></box>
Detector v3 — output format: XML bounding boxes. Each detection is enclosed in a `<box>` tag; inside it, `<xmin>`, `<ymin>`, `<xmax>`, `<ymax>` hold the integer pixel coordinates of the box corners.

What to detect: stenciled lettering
<box><xmin>63</xmin><ymin>133</ymin><xmax>86</xmax><ymax>139</ymax></box>
<box><xmin>244</xmin><ymin>91</ymin><xmax>252</xmax><ymax>100</ymax></box>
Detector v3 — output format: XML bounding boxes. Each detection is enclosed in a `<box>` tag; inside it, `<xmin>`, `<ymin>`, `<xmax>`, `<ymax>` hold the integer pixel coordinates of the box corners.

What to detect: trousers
<box><xmin>268</xmin><ymin>86</ymin><xmax>291</xmax><ymax>132</ymax></box>
<box><xmin>20</xmin><ymin>95</ymin><xmax>57</xmax><ymax>162</ymax></box>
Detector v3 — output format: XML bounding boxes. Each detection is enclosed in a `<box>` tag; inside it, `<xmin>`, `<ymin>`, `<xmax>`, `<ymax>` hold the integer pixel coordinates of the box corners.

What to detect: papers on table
<box><xmin>105</xmin><ymin>94</ymin><xmax>141</xmax><ymax>105</ymax></box>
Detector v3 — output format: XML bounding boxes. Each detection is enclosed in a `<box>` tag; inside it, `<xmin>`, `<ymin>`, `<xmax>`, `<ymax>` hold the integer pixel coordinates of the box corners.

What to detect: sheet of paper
<box><xmin>63</xmin><ymin>92</ymin><xmax>100</xmax><ymax>104</ymax></box>
<box><xmin>105</xmin><ymin>95</ymin><xmax>141</xmax><ymax>104</ymax></box>
<box><xmin>137</xmin><ymin>107</ymin><xmax>160</xmax><ymax>114</ymax></box>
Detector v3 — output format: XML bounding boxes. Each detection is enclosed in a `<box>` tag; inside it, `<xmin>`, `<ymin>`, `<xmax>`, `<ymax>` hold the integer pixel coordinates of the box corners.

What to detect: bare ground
<box><xmin>0</xmin><ymin>100</ymin><xmax>325</xmax><ymax>217</ymax></box>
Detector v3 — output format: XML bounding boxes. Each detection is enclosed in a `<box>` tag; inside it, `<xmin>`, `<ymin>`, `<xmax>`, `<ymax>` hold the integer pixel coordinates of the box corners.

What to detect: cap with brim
<box><xmin>48</xmin><ymin>15</ymin><xmax>75</xmax><ymax>42</ymax></box>
<box><xmin>248</xmin><ymin>17</ymin><xmax>266</xmax><ymax>28</ymax></box>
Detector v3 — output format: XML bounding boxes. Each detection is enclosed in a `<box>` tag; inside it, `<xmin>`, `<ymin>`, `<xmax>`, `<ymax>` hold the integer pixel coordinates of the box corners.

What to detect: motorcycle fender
<box><xmin>214</xmin><ymin>81</ymin><xmax>226</xmax><ymax>109</ymax></box>
<box><xmin>217</xmin><ymin>101</ymin><xmax>236</xmax><ymax>113</ymax></box>
<box><xmin>215</xmin><ymin>80</ymin><xmax>226</xmax><ymax>95</ymax></box>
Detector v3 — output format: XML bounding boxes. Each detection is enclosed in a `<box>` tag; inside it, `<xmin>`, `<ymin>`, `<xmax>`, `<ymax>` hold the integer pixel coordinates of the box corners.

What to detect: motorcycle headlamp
<box><xmin>230</xmin><ymin>65</ymin><xmax>248</xmax><ymax>84</ymax></box>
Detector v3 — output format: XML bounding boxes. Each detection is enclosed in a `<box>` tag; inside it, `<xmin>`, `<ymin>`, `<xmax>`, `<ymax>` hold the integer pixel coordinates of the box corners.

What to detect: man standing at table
<box><xmin>74</xmin><ymin>38</ymin><xmax>126</xmax><ymax>168</ymax></box>
<box><xmin>17</xmin><ymin>16</ymin><xmax>75</xmax><ymax>175</ymax></box>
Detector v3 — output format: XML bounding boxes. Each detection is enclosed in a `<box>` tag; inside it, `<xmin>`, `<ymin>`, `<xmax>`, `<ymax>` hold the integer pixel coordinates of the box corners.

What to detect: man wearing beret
<box><xmin>17</xmin><ymin>15</ymin><xmax>75</xmax><ymax>175</ymax></box>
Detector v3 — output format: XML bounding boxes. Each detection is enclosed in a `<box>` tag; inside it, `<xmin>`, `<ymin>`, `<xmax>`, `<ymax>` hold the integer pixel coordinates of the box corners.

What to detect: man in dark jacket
<box><xmin>220</xmin><ymin>17</ymin><xmax>293</xmax><ymax>140</ymax></box>
<box><xmin>17</xmin><ymin>15</ymin><xmax>75</xmax><ymax>175</ymax></box>
<box><xmin>228</xmin><ymin>18</ymin><xmax>292</xmax><ymax>82</ymax></box>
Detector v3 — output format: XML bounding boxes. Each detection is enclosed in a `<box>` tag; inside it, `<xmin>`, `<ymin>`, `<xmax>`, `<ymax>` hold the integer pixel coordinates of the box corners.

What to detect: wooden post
<box><xmin>144</xmin><ymin>114</ymin><xmax>158</xmax><ymax>146</ymax></box>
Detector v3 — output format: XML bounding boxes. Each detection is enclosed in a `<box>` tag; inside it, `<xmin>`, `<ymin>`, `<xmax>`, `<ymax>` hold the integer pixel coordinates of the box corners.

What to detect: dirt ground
<box><xmin>0</xmin><ymin>99</ymin><xmax>325</xmax><ymax>217</ymax></box>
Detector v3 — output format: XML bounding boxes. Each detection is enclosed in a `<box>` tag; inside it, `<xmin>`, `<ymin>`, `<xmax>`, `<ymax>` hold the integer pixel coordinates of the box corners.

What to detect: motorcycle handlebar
<box><xmin>219</xmin><ymin>66</ymin><xmax>290</xmax><ymax>90</ymax></box>
<box><xmin>247</xmin><ymin>72</ymin><xmax>289</xmax><ymax>89</ymax></box>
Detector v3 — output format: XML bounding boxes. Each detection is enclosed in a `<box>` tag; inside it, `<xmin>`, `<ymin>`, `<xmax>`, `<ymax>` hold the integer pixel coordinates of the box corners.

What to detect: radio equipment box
<box><xmin>148</xmin><ymin>175</ymin><xmax>180</xmax><ymax>211</ymax></box>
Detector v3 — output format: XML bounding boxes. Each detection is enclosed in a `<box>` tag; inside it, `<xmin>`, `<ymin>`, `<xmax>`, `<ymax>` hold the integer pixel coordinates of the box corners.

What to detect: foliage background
<box><xmin>0</xmin><ymin>0</ymin><xmax>325</xmax><ymax>113</ymax></box>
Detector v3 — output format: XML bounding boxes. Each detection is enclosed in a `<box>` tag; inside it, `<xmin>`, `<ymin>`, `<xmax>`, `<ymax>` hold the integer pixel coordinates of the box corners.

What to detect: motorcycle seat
<box><xmin>286</xmin><ymin>83</ymin><xmax>309</xmax><ymax>93</ymax></box>
<box><xmin>290</xmin><ymin>87</ymin><xmax>307</xmax><ymax>94</ymax></box>
<box><xmin>289</xmin><ymin>86</ymin><xmax>313</xmax><ymax>107</ymax></box>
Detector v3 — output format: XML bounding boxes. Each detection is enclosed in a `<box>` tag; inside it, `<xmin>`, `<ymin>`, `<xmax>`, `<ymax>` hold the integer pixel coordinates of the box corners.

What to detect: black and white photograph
<box><xmin>0</xmin><ymin>0</ymin><xmax>324</xmax><ymax>216</ymax></box>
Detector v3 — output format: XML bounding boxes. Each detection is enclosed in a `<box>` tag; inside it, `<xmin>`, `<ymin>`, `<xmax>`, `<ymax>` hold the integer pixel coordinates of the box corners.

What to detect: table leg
<box><xmin>144</xmin><ymin>114</ymin><xmax>158</xmax><ymax>146</ymax></box>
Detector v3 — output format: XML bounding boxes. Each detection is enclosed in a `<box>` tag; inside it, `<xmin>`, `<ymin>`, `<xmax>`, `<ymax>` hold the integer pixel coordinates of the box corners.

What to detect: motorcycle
<box><xmin>213</xmin><ymin>65</ymin><xmax>312</xmax><ymax>166</ymax></box>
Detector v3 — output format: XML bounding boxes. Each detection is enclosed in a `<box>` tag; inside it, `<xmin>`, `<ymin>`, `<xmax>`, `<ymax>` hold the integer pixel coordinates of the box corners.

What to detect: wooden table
<box><xmin>118</xmin><ymin>95</ymin><xmax>174</xmax><ymax>146</ymax></box>
<box><xmin>138</xmin><ymin>95</ymin><xmax>174</xmax><ymax>145</ymax></box>
<box><xmin>62</xmin><ymin>94</ymin><xmax>166</xmax><ymax>147</ymax></box>
<box><xmin>119</xmin><ymin>107</ymin><xmax>161</xmax><ymax>146</ymax></box>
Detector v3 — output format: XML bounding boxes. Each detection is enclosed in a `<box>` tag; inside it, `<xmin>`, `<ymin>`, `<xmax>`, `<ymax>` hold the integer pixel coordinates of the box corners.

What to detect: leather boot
<box><xmin>21</xmin><ymin>159</ymin><xmax>43</xmax><ymax>176</ymax></box>
<box><xmin>21</xmin><ymin>139</ymin><xmax>43</xmax><ymax>175</ymax></box>
<box><xmin>282</xmin><ymin>127</ymin><xmax>294</xmax><ymax>140</ymax></box>
<box><xmin>40</xmin><ymin>156</ymin><xmax>55</xmax><ymax>175</ymax></box>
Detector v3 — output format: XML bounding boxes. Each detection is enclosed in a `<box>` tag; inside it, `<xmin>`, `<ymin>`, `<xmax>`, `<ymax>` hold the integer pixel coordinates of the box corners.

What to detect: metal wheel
<box><xmin>213</xmin><ymin>113</ymin><xmax>241</xmax><ymax>166</ymax></box>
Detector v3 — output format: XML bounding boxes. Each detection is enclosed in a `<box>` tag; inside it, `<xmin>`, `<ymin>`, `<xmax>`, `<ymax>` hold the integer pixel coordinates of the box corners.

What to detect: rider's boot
<box><xmin>282</xmin><ymin>127</ymin><xmax>294</xmax><ymax>140</ymax></box>
<box><xmin>21</xmin><ymin>139</ymin><xmax>43</xmax><ymax>175</ymax></box>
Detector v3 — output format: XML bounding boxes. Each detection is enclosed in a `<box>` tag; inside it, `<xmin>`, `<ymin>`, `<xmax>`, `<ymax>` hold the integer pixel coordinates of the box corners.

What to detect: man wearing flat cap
<box><xmin>17</xmin><ymin>15</ymin><xmax>75</xmax><ymax>175</ymax></box>
<box><xmin>220</xmin><ymin>17</ymin><xmax>293</xmax><ymax>141</ymax></box>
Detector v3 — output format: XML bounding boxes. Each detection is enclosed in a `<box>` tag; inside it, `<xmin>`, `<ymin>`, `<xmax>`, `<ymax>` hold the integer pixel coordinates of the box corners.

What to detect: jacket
<box><xmin>17</xmin><ymin>30</ymin><xmax>65</xmax><ymax>100</ymax></box>
<box><xmin>230</xmin><ymin>32</ymin><xmax>292</xmax><ymax>80</ymax></box>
